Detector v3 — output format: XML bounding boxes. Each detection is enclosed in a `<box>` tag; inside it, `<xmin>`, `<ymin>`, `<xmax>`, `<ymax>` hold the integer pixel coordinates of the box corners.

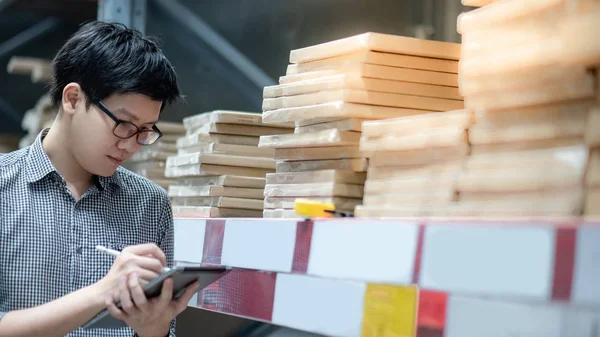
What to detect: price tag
<box><xmin>361</xmin><ymin>284</ymin><xmax>419</xmax><ymax>337</ymax></box>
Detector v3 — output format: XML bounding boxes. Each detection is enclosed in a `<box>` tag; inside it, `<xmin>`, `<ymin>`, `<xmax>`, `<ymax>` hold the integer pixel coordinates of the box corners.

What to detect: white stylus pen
<box><xmin>95</xmin><ymin>245</ymin><xmax>171</xmax><ymax>272</ymax></box>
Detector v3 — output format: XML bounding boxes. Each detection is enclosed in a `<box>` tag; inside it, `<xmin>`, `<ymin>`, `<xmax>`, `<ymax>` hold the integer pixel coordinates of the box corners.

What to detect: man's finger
<box><xmin>131</xmin><ymin>255</ymin><xmax>166</xmax><ymax>275</ymax></box>
<box><xmin>174</xmin><ymin>281</ymin><xmax>200</xmax><ymax>312</ymax></box>
<box><xmin>128</xmin><ymin>273</ymin><xmax>148</xmax><ymax>312</ymax></box>
<box><xmin>119</xmin><ymin>275</ymin><xmax>136</xmax><ymax>315</ymax></box>
<box><xmin>105</xmin><ymin>291</ymin><xmax>126</xmax><ymax>320</ymax></box>
<box><xmin>159</xmin><ymin>277</ymin><xmax>174</xmax><ymax>306</ymax></box>
<box><xmin>123</xmin><ymin>244</ymin><xmax>167</xmax><ymax>266</ymax></box>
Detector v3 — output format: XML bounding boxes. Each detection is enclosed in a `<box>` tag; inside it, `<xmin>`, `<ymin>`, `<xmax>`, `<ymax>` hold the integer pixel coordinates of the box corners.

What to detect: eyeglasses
<box><xmin>94</xmin><ymin>101</ymin><xmax>163</xmax><ymax>145</ymax></box>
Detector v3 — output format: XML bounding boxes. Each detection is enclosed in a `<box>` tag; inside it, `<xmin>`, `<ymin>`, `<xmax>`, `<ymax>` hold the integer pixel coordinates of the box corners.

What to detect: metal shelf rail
<box><xmin>174</xmin><ymin>217</ymin><xmax>600</xmax><ymax>337</ymax></box>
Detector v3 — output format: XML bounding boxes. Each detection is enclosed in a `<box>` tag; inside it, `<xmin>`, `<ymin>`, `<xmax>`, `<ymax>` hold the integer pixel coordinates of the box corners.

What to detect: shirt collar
<box><xmin>25</xmin><ymin>129</ymin><xmax>123</xmax><ymax>192</ymax></box>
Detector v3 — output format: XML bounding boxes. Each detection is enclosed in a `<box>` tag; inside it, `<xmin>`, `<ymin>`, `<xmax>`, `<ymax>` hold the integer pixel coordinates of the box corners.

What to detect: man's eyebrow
<box><xmin>114</xmin><ymin>108</ymin><xmax>158</xmax><ymax>125</ymax></box>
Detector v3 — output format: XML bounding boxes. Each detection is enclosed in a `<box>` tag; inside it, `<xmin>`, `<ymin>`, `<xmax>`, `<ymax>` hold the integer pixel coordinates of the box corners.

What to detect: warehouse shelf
<box><xmin>174</xmin><ymin>217</ymin><xmax>600</xmax><ymax>337</ymax></box>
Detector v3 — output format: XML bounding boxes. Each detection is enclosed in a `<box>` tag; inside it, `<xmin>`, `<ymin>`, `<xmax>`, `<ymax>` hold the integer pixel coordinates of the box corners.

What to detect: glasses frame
<box><xmin>94</xmin><ymin>101</ymin><xmax>163</xmax><ymax>146</ymax></box>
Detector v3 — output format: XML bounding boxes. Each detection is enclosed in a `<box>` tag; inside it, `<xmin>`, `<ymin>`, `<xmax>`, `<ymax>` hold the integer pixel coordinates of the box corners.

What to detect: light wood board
<box><xmin>263</xmin><ymin>209</ymin><xmax>303</xmax><ymax>219</ymax></box>
<box><xmin>264</xmin><ymin>182</ymin><xmax>364</xmax><ymax>198</ymax></box>
<box><xmin>173</xmin><ymin>206</ymin><xmax>263</xmax><ymax>218</ymax></box>
<box><xmin>276</xmin><ymin>158</ymin><xmax>368</xmax><ymax>173</ymax></box>
<box><xmin>296</xmin><ymin>117</ymin><xmax>346</xmax><ymax>127</ymax></box>
<box><xmin>263</xmin><ymin>196</ymin><xmax>362</xmax><ymax>211</ymax></box>
<box><xmin>361</xmin><ymin>109</ymin><xmax>471</xmax><ymax>139</ymax></box>
<box><xmin>289</xmin><ymin>32</ymin><xmax>461</xmax><ymax>63</ymax></box>
<box><xmin>156</xmin><ymin>121</ymin><xmax>185</xmax><ymax>134</ymax></box>
<box><xmin>177</xmin><ymin>142</ymin><xmax>275</xmax><ymax>158</ymax></box>
<box><xmin>170</xmin><ymin>196</ymin><xmax>263</xmax><ymax>210</ymax></box>
<box><xmin>166</xmin><ymin>153</ymin><xmax>275</xmax><ymax>169</ymax></box>
<box><xmin>168</xmin><ymin>185</ymin><xmax>264</xmax><ymax>199</ymax></box>
<box><xmin>176</xmin><ymin>175</ymin><xmax>266</xmax><ymax>189</ymax></box>
<box><xmin>286</xmin><ymin>50</ymin><xmax>458</xmax><ymax>75</ymax></box>
<box><xmin>294</xmin><ymin>119</ymin><xmax>367</xmax><ymax>133</ymax></box>
<box><xmin>360</xmin><ymin>127</ymin><xmax>468</xmax><ymax>153</ymax></box>
<box><xmin>274</xmin><ymin>145</ymin><xmax>362</xmax><ymax>161</ymax></box>
<box><xmin>177</xmin><ymin>133</ymin><xmax>259</xmax><ymax>147</ymax></box>
<box><xmin>367</xmin><ymin>145</ymin><xmax>469</xmax><ymax>168</ymax></box>
<box><xmin>259</xmin><ymin>129</ymin><xmax>361</xmax><ymax>148</ymax></box>
<box><xmin>266</xmin><ymin>170</ymin><xmax>366</xmax><ymax>185</ymax></box>
<box><xmin>470</xmin><ymin>137</ymin><xmax>584</xmax><ymax>155</ymax></box>
<box><xmin>363</xmin><ymin>191</ymin><xmax>457</xmax><ymax>206</ymax></box>
<box><xmin>464</xmin><ymin>72</ymin><xmax>595</xmax><ymax>111</ymax></box>
<box><xmin>165</xmin><ymin>164</ymin><xmax>272</xmax><ymax>178</ymax></box>
<box><xmin>262</xmin><ymin>89</ymin><xmax>463</xmax><ymax>112</ymax></box>
<box><xmin>280</xmin><ymin>63</ymin><xmax>459</xmax><ymax>87</ymax></box>
<box><xmin>187</xmin><ymin>122</ymin><xmax>293</xmax><ymax>137</ymax></box>
<box><xmin>265</xmin><ymin>73</ymin><xmax>463</xmax><ymax>100</ymax></box>
<box><xmin>262</xmin><ymin>102</ymin><xmax>435</xmax><ymax>125</ymax></box>
<box><xmin>364</xmin><ymin>176</ymin><xmax>457</xmax><ymax>196</ymax></box>
<box><xmin>367</xmin><ymin>161</ymin><xmax>464</xmax><ymax>180</ymax></box>
<box><xmin>183</xmin><ymin>110</ymin><xmax>293</xmax><ymax>129</ymax></box>
<box><xmin>457</xmin><ymin>168</ymin><xmax>585</xmax><ymax>192</ymax></box>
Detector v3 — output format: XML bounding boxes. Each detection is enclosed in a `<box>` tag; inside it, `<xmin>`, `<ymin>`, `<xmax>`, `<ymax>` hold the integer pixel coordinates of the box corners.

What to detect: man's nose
<box><xmin>116</xmin><ymin>135</ymin><xmax>139</xmax><ymax>152</ymax></box>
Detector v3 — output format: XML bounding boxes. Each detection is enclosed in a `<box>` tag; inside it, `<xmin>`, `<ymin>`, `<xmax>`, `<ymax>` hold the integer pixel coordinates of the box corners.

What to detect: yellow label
<box><xmin>361</xmin><ymin>284</ymin><xmax>418</xmax><ymax>337</ymax></box>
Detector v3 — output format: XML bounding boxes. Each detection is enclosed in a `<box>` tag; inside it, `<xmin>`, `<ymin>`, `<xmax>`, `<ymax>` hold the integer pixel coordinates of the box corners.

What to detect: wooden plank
<box><xmin>364</xmin><ymin>176</ymin><xmax>457</xmax><ymax>195</ymax></box>
<box><xmin>262</xmin><ymin>102</ymin><xmax>434</xmax><ymax>125</ymax></box>
<box><xmin>172</xmin><ymin>206</ymin><xmax>263</xmax><ymax>218</ymax></box>
<box><xmin>183</xmin><ymin>110</ymin><xmax>293</xmax><ymax>129</ymax></box>
<box><xmin>170</xmin><ymin>196</ymin><xmax>263</xmax><ymax>210</ymax></box>
<box><xmin>168</xmin><ymin>185</ymin><xmax>264</xmax><ymax>199</ymax></box>
<box><xmin>263</xmin><ymin>196</ymin><xmax>361</xmax><ymax>210</ymax></box>
<box><xmin>263</xmin><ymin>209</ymin><xmax>303</xmax><ymax>219</ymax></box>
<box><xmin>187</xmin><ymin>122</ymin><xmax>293</xmax><ymax>137</ymax></box>
<box><xmin>360</xmin><ymin>127</ymin><xmax>468</xmax><ymax>153</ymax></box>
<box><xmin>361</xmin><ymin>109</ymin><xmax>471</xmax><ymax>139</ymax></box>
<box><xmin>177</xmin><ymin>142</ymin><xmax>275</xmax><ymax>158</ymax></box>
<box><xmin>266</xmin><ymin>170</ymin><xmax>366</xmax><ymax>185</ymax></box>
<box><xmin>265</xmin><ymin>73</ymin><xmax>462</xmax><ymax>100</ymax></box>
<box><xmin>362</xmin><ymin>191</ymin><xmax>456</xmax><ymax>206</ymax></box>
<box><xmin>367</xmin><ymin>161</ymin><xmax>464</xmax><ymax>180</ymax></box>
<box><xmin>367</xmin><ymin>145</ymin><xmax>469</xmax><ymax>167</ymax></box>
<box><xmin>264</xmin><ymin>182</ymin><xmax>364</xmax><ymax>198</ymax></box>
<box><xmin>280</xmin><ymin>63</ymin><xmax>459</xmax><ymax>87</ymax></box>
<box><xmin>286</xmin><ymin>50</ymin><xmax>458</xmax><ymax>75</ymax></box>
<box><xmin>470</xmin><ymin>137</ymin><xmax>584</xmax><ymax>155</ymax></box>
<box><xmin>262</xmin><ymin>89</ymin><xmax>464</xmax><ymax>112</ymax></box>
<box><xmin>164</xmin><ymin>164</ymin><xmax>272</xmax><ymax>178</ymax></box>
<box><xmin>259</xmin><ymin>129</ymin><xmax>361</xmax><ymax>148</ymax></box>
<box><xmin>166</xmin><ymin>153</ymin><xmax>275</xmax><ymax>169</ymax></box>
<box><xmin>294</xmin><ymin>119</ymin><xmax>367</xmax><ymax>134</ymax></box>
<box><xmin>289</xmin><ymin>32</ymin><xmax>461</xmax><ymax>63</ymax></box>
<box><xmin>276</xmin><ymin>158</ymin><xmax>368</xmax><ymax>173</ymax></box>
<box><xmin>177</xmin><ymin>133</ymin><xmax>260</xmax><ymax>147</ymax></box>
<box><xmin>274</xmin><ymin>145</ymin><xmax>362</xmax><ymax>161</ymax></box>
<box><xmin>457</xmin><ymin>168</ymin><xmax>585</xmax><ymax>192</ymax></box>
<box><xmin>176</xmin><ymin>175</ymin><xmax>266</xmax><ymax>189</ymax></box>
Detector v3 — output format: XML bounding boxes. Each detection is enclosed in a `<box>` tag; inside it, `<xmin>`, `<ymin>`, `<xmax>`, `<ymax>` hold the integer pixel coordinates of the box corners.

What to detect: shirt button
<box><xmin>76</xmin><ymin>247</ymin><xmax>83</xmax><ymax>254</ymax></box>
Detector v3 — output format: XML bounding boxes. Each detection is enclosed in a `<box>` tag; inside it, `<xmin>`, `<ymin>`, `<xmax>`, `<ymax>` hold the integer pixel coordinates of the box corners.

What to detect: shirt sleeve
<box><xmin>158</xmin><ymin>194</ymin><xmax>176</xmax><ymax>337</ymax></box>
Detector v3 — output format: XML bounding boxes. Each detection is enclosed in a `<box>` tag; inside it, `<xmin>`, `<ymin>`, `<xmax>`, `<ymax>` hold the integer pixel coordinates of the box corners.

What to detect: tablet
<box><xmin>82</xmin><ymin>265</ymin><xmax>231</xmax><ymax>329</ymax></box>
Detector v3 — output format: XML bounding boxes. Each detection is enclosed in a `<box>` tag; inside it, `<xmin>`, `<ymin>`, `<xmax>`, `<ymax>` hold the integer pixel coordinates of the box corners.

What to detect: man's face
<box><xmin>70</xmin><ymin>93</ymin><xmax>162</xmax><ymax>177</ymax></box>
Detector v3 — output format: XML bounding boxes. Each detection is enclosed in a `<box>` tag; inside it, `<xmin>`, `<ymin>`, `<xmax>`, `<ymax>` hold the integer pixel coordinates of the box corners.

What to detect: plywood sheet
<box><xmin>367</xmin><ymin>161</ymin><xmax>464</xmax><ymax>180</ymax></box>
<box><xmin>361</xmin><ymin>109</ymin><xmax>471</xmax><ymax>139</ymax></box>
<box><xmin>280</xmin><ymin>63</ymin><xmax>459</xmax><ymax>87</ymax></box>
<box><xmin>263</xmin><ymin>196</ymin><xmax>361</xmax><ymax>211</ymax></box>
<box><xmin>274</xmin><ymin>145</ymin><xmax>362</xmax><ymax>161</ymax></box>
<box><xmin>263</xmin><ymin>209</ymin><xmax>303</xmax><ymax>219</ymax></box>
<box><xmin>187</xmin><ymin>123</ymin><xmax>293</xmax><ymax>137</ymax></box>
<box><xmin>166</xmin><ymin>153</ymin><xmax>275</xmax><ymax>169</ymax></box>
<box><xmin>294</xmin><ymin>119</ymin><xmax>367</xmax><ymax>134</ymax></box>
<box><xmin>264</xmin><ymin>183</ymin><xmax>364</xmax><ymax>198</ymax></box>
<box><xmin>259</xmin><ymin>129</ymin><xmax>361</xmax><ymax>148</ymax></box>
<box><xmin>469</xmin><ymin>118</ymin><xmax>587</xmax><ymax>145</ymax></box>
<box><xmin>168</xmin><ymin>185</ymin><xmax>264</xmax><ymax>199</ymax></box>
<box><xmin>364</xmin><ymin>175</ymin><xmax>457</xmax><ymax>196</ymax></box>
<box><xmin>177</xmin><ymin>142</ymin><xmax>275</xmax><ymax>158</ymax></box>
<box><xmin>177</xmin><ymin>133</ymin><xmax>259</xmax><ymax>147</ymax></box>
<box><xmin>289</xmin><ymin>32</ymin><xmax>461</xmax><ymax>63</ymax></box>
<box><xmin>170</xmin><ymin>196</ymin><xmax>263</xmax><ymax>210</ymax></box>
<box><xmin>183</xmin><ymin>110</ymin><xmax>293</xmax><ymax>129</ymax></box>
<box><xmin>296</xmin><ymin>117</ymin><xmax>346</xmax><ymax>127</ymax></box>
<box><xmin>363</xmin><ymin>190</ymin><xmax>456</xmax><ymax>206</ymax></box>
<box><xmin>176</xmin><ymin>175</ymin><xmax>266</xmax><ymax>189</ymax></box>
<box><xmin>470</xmin><ymin>137</ymin><xmax>584</xmax><ymax>155</ymax></box>
<box><xmin>261</xmin><ymin>102</ymin><xmax>434</xmax><ymax>125</ymax></box>
<box><xmin>459</xmin><ymin>188</ymin><xmax>583</xmax><ymax>202</ymax></box>
<box><xmin>367</xmin><ymin>145</ymin><xmax>469</xmax><ymax>167</ymax></box>
<box><xmin>173</xmin><ymin>206</ymin><xmax>263</xmax><ymax>218</ymax></box>
<box><xmin>265</xmin><ymin>73</ymin><xmax>463</xmax><ymax>100</ymax></box>
<box><xmin>266</xmin><ymin>170</ymin><xmax>366</xmax><ymax>185</ymax></box>
<box><xmin>164</xmin><ymin>164</ymin><xmax>272</xmax><ymax>178</ymax></box>
<box><xmin>286</xmin><ymin>50</ymin><xmax>458</xmax><ymax>75</ymax></box>
<box><xmin>156</xmin><ymin>121</ymin><xmax>185</xmax><ymax>134</ymax></box>
<box><xmin>464</xmin><ymin>72</ymin><xmax>595</xmax><ymax>111</ymax></box>
<box><xmin>262</xmin><ymin>89</ymin><xmax>463</xmax><ymax>112</ymax></box>
<box><xmin>457</xmin><ymin>167</ymin><xmax>585</xmax><ymax>192</ymax></box>
<box><xmin>360</xmin><ymin>127</ymin><xmax>468</xmax><ymax>153</ymax></box>
<box><xmin>588</xmin><ymin>149</ymin><xmax>600</xmax><ymax>187</ymax></box>
<box><xmin>276</xmin><ymin>158</ymin><xmax>368</xmax><ymax>173</ymax></box>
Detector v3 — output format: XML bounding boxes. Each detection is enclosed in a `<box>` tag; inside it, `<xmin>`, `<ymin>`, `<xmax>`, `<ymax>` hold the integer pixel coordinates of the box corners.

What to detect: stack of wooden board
<box><xmin>122</xmin><ymin>121</ymin><xmax>186</xmax><ymax>190</ymax></box>
<box><xmin>18</xmin><ymin>94</ymin><xmax>58</xmax><ymax>148</ymax></box>
<box><xmin>165</xmin><ymin>110</ymin><xmax>292</xmax><ymax>218</ymax></box>
<box><xmin>355</xmin><ymin>110</ymin><xmax>473</xmax><ymax>218</ymax></box>
<box><xmin>259</xmin><ymin>32</ymin><xmax>462</xmax><ymax>218</ymax></box>
<box><xmin>454</xmin><ymin>0</ymin><xmax>599</xmax><ymax>217</ymax></box>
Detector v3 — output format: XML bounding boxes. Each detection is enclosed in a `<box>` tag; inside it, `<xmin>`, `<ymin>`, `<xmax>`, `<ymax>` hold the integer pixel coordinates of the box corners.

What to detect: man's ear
<box><xmin>61</xmin><ymin>83</ymin><xmax>84</xmax><ymax>116</ymax></box>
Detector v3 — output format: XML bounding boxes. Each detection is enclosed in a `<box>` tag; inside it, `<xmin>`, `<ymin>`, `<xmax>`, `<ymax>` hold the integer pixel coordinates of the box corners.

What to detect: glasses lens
<box><xmin>137</xmin><ymin>130</ymin><xmax>161</xmax><ymax>145</ymax></box>
<box><xmin>114</xmin><ymin>122</ymin><xmax>139</xmax><ymax>138</ymax></box>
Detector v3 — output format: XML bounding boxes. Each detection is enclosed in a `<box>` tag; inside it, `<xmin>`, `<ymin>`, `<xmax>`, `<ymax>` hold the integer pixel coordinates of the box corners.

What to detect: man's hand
<box><xmin>98</xmin><ymin>244</ymin><xmax>167</xmax><ymax>293</ymax></box>
<box><xmin>105</xmin><ymin>273</ymin><xmax>200</xmax><ymax>337</ymax></box>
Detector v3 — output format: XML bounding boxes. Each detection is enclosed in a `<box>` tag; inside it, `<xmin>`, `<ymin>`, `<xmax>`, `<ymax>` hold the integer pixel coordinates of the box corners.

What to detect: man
<box><xmin>0</xmin><ymin>21</ymin><xmax>197</xmax><ymax>336</ymax></box>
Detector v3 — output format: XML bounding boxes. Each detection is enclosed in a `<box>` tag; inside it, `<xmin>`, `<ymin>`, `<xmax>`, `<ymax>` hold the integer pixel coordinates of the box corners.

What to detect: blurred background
<box><xmin>0</xmin><ymin>1</ymin><xmax>468</xmax><ymax>336</ymax></box>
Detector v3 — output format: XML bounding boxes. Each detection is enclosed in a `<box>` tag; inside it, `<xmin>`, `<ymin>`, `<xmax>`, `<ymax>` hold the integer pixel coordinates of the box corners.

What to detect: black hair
<box><xmin>49</xmin><ymin>21</ymin><xmax>182</xmax><ymax>110</ymax></box>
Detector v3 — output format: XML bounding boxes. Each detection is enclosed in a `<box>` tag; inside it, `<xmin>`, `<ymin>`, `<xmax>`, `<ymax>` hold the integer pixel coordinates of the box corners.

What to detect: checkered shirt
<box><xmin>0</xmin><ymin>130</ymin><xmax>176</xmax><ymax>337</ymax></box>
